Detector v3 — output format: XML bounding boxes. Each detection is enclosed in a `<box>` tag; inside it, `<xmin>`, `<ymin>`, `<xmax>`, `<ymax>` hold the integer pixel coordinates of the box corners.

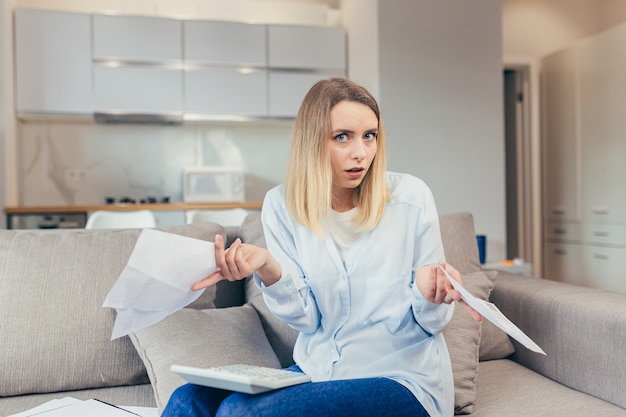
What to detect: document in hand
<box><xmin>103</xmin><ymin>229</ymin><xmax>217</xmax><ymax>340</ymax></box>
<box><xmin>438</xmin><ymin>264</ymin><xmax>546</xmax><ymax>355</ymax></box>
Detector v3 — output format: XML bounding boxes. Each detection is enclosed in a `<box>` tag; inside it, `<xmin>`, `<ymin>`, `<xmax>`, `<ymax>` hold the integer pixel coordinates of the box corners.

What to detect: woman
<box><xmin>163</xmin><ymin>78</ymin><xmax>480</xmax><ymax>417</ymax></box>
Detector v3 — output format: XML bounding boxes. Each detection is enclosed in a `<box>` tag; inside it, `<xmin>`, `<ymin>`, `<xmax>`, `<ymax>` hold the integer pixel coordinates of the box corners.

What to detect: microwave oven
<box><xmin>183</xmin><ymin>166</ymin><xmax>245</xmax><ymax>202</ymax></box>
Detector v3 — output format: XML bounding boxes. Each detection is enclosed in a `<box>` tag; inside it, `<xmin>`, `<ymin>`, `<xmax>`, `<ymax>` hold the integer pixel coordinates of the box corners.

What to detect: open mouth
<box><xmin>345</xmin><ymin>167</ymin><xmax>365</xmax><ymax>179</ymax></box>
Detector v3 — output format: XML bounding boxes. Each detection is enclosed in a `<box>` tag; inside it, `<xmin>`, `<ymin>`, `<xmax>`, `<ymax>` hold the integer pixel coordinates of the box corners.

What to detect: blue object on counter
<box><xmin>476</xmin><ymin>235</ymin><xmax>487</xmax><ymax>264</ymax></box>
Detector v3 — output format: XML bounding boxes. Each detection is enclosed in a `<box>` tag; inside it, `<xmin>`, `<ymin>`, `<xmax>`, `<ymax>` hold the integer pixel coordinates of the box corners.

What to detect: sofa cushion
<box><xmin>474</xmin><ymin>359</ymin><xmax>626</xmax><ymax>417</ymax></box>
<box><xmin>439</xmin><ymin>212</ymin><xmax>482</xmax><ymax>275</ymax></box>
<box><xmin>491</xmin><ymin>273</ymin><xmax>626</xmax><ymax>410</ymax></box>
<box><xmin>443</xmin><ymin>269</ymin><xmax>497</xmax><ymax>415</ymax></box>
<box><xmin>129</xmin><ymin>304</ymin><xmax>282</xmax><ymax>411</ymax></box>
<box><xmin>0</xmin><ymin>222</ymin><xmax>223</xmax><ymax>397</ymax></box>
<box><xmin>478</xmin><ymin>314</ymin><xmax>515</xmax><ymax>361</ymax></box>
<box><xmin>438</xmin><ymin>212</ymin><xmax>516</xmax><ymax>362</ymax></box>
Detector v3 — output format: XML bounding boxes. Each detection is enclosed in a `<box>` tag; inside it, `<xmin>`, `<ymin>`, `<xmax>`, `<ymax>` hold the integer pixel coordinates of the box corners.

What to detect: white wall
<box><xmin>0</xmin><ymin>2</ymin><xmax>4</xmax><ymax>228</ymax></box>
<box><xmin>378</xmin><ymin>0</ymin><xmax>506</xmax><ymax>262</ymax></box>
<box><xmin>503</xmin><ymin>0</ymin><xmax>626</xmax><ymax>58</ymax></box>
<box><xmin>340</xmin><ymin>0</ymin><xmax>379</xmax><ymax>99</ymax></box>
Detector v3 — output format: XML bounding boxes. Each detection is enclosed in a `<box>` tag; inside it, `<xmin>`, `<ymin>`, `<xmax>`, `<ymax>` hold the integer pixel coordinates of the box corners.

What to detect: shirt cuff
<box><xmin>254</xmin><ymin>270</ymin><xmax>302</xmax><ymax>300</ymax></box>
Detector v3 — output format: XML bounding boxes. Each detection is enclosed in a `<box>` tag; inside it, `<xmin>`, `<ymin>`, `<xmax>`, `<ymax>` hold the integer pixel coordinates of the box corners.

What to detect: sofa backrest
<box><xmin>0</xmin><ymin>222</ymin><xmax>224</xmax><ymax>397</ymax></box>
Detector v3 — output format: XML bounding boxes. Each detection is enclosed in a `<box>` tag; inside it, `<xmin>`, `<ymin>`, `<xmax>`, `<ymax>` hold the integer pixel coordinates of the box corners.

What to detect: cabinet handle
<box><xmin>593</xmin><ymin>231</ymin><xmax>610</xmax><ymax>237</ymax></box>
<box><xmin>554</xmin><ymin>248</ymin><xmax>567</xmax><ymax>255</ymax></box>
<box><xmin>552</xmin><ymin>208</ymin><xmax>566</xmax><ymax>215</ymax></box>
<box><xmin>593</xmin><ymin>253</ymin><xmax>610</xmax><ymax>260</ymax></box>
<box><xmin>592</xmin><ymin>208</ymin><xmax>609</xmax><ymax>215</ymax></box>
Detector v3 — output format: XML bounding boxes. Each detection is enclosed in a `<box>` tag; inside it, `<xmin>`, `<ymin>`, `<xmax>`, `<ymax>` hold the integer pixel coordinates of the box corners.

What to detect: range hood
<box><xmin>94</xmin><ymin>112</ymin><xmax>183</xmax><ymax>125</ymax></box>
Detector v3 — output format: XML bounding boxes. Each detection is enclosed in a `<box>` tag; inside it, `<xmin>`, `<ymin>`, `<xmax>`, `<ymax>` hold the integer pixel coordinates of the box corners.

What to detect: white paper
<box><xmin>8</xmin><ymin>398</ymin><xmax>159</xmax><ymax>417</ymax></box>
<box><xmin>7</xmin><ymin>397</ymin><xmax>83</xmax><ymax>417</ymax></box>
<box><xmin>438</xmin><ymin>264</ymin><xmax>546</xmax><ymax>355</ymax></box>
<box><xmin>120</xmin><ymin>406</ymin><xmax>159</xmax><ymax>417</ymax></box>
<box><xmin>103</xmin><ymin>229</ymin><xmax>217</xmax><ymax>339</ymax></box>
<box><xmin>24</xmin><ymin>399</ymin><xmax>139</xmax><ymax>416</ymax></box>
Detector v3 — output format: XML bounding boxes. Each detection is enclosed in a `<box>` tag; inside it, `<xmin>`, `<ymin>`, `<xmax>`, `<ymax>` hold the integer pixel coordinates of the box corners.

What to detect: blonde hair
<box><xmin>285</xmin><ymin>78</ymin><xmax>388</xmax><ymax>237</ymax></box>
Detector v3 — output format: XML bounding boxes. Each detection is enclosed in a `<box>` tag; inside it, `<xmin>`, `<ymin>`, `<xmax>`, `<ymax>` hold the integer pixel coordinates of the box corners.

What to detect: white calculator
<box><xmin>170</xmin><ymin>364</ymin><xmax>311</xmax><ymax>394</ymax></box>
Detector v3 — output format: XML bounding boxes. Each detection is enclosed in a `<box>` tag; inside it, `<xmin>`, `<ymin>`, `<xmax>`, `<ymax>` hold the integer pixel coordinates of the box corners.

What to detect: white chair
<box><xmin>85</xmin><ymin>210</ymin><xmax>157</xmax><ymax>230</ymax></box>
<box><xmin>185</xmin><ymin>208</ymin><xmax>250</xmax><ymax>227</ymax></box>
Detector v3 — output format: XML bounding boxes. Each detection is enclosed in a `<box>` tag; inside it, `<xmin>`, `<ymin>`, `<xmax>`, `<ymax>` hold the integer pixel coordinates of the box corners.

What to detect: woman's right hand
<box><xmin>191</xmin><ymin>234</ymin><xmax>282</xmax><ymax>291</ymax></box>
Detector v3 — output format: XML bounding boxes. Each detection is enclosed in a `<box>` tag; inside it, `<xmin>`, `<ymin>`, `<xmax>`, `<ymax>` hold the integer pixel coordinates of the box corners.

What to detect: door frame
<box><xmin>503</xmin><ymin>56</ymin><xmax>542</xmax><ymax>276</ymax></box>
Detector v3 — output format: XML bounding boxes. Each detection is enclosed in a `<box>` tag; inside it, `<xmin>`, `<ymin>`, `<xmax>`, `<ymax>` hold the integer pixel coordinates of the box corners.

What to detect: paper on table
<box><xmin>438</xmin><ymin>264</ymin><xmax>546</xmax><ymax>355</ymax></box>
<box><xmin>8</xmin><ymin>397</ymin><xmax>158</xmax><ymax>417</ymax></box>
<box><xmin>24</xmin><ymin>399</ymin><xmax>139</xmax><ymax>416</ymax></box>
<box><xmin>7</xmin><ymin>397</ymin><xmax>82</xmax><ymax>417</ymax></box>
<box><xmin>103</xmin><ymin>229</ymin><xmax>217</xmax><ymax>340</ymax></box>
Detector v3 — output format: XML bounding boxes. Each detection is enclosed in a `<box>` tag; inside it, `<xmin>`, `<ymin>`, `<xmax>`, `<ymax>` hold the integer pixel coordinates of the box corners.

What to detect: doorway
<box><xmin>503</xmin><ymin>66</ymin><xmax>536</xmax><ymax>264</ymax></box>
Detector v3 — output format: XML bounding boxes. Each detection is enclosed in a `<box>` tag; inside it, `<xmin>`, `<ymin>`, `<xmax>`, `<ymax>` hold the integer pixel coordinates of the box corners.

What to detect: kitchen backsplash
<box><xmin>17</xmin><ymin>121</ymin><xmax>292</xmax><ymax>205</ymax></box>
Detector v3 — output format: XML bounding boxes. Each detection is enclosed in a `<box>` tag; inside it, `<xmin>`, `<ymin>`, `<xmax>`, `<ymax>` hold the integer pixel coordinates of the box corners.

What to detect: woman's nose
<box><xmin>351</xmin><ymin>140</ymin><xmax>365</xmax><ymax>161</ymax></box>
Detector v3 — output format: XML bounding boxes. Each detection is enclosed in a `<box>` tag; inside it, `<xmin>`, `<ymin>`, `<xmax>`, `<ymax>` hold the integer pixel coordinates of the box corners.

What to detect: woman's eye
<box><xmin>334</xmin><ymin>133</ymin><xmax>348</xmax><ymax>141</ymax></box>
<box><xmin>364</xmin><ymin>132</ymin><xmax>378</xmax><ymax>141</ymax></box>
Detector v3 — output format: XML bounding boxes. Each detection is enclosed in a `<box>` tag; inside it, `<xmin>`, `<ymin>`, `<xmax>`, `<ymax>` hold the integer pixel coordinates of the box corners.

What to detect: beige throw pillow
<box><xmin>129</xmin><ymin>304</ymin><xmax>282</xmax><ymax>411</ymax></box>
<box><xmin>443</xmin><ymin>269</ymin><xmax>498</xmax><ymax>415</ymax></box>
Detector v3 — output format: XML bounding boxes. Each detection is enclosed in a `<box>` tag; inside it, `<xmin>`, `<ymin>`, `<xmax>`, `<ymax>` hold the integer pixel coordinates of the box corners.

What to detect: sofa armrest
<box><xmin>490</xmin><ymin>272</ymin><xmax>626</xmax><ymax>409</ymax></box>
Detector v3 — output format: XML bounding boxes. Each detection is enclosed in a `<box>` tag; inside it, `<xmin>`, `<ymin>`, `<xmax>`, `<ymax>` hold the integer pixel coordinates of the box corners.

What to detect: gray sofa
<box><xmin>1</xmin><ymin>212</ymin><xmax>625</xmax><ymax>417</ymax></box>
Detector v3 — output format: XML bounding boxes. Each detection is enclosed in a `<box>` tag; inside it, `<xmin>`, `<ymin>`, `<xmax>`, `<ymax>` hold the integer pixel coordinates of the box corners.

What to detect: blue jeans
<box><xmin>162</xmin><ymin>377</ymin><xmax>429</xmax><ymax>417</ymax></box>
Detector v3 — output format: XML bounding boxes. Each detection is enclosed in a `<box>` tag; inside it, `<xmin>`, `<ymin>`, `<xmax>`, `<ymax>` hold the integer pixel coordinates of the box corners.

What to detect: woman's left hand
<box><xmin>416</xmin><ymin>262</ymin><xmax>482</xmax><ymax>322</ymax></box>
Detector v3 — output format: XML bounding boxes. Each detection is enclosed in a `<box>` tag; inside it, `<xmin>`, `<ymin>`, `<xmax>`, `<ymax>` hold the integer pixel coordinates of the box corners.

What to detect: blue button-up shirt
<box><xmin>255</xmin><ymin>172</ymin><xmax>455</xmax><ymax>417</ymax></box>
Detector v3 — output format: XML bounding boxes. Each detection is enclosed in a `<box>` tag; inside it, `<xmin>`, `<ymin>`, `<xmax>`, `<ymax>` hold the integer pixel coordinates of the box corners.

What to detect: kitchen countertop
<box><xmin>4</xmin><ymin>202</ymin><xmax>262</xmax><ymax>215</ymax></box>
<box><xmin>4</xmin><ymin>202</ymin><xmax>263</xmax><ymax>229</ymax></box>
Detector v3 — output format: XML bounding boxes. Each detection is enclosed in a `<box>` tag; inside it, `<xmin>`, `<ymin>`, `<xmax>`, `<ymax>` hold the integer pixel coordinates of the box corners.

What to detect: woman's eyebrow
<box><xmin>331</xmin><ymin>129</ymin><xmax>354</xmax><ymax>135</ymax></box>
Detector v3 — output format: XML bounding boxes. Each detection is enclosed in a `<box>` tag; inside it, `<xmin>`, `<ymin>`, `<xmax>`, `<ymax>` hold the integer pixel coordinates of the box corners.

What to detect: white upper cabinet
<box><xmin>14</xmin><ymin>10</ymin><xmax>347</xmax><ymax>120</ymax></box>
<box><xmin>14</xmin><ymin>9</ymin><xmax>93</xmax><ymax>115</ymax></box>
<box><xmin>267</xmin><ymin>25</ymin><xmax>346</xmax><ymax>117</ymax></box>
<box><xmin>184</xmin><ymin>20</ymin><xmax>267</xmax><ymax>66</ymax></box>
<box><xmin>92</xmin><ymin>14</ymin><xmax>183</xmax><ymax>114</ymax></box>
<box><xmin>268</xmin><ymin>25</ymin><xmax>346</xmax><ymax>71</ymax></box>
<box><xmin>93</xmin><ymin>14</ymin><xmax>182</xmax><ymax>61</ymax></box>
<box><xmin>268</xmin><ymin>72</ymin><xmax>326</xmax><ymax>118</ymax></box>
<box><xmin>183</xmin><ymin>21</ymin><xmax>268</xmax><ymax>117</ymax></box>
<box><xmin>184</xmin><ymin>68</ymin><xmax>267</xmax><ymax>117</ymax></box>
<box><xmin>94</xmin><ymin>66</ymin><xmax>183</xmax><ymax>114</ymax></box>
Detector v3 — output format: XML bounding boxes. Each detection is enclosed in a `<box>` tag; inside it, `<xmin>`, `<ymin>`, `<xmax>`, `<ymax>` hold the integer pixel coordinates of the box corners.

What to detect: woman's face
<box><xmin>328</xmin><ymin>100</ymin><xmax>378</xmax><ymax>209</ymax></box>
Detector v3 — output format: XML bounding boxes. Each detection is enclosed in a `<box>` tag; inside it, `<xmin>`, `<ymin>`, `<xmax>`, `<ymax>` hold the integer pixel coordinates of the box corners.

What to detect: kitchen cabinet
<box><xmin>94</xmin><ymin>66</ymin><xmax>183</xmax><ymax>114</ymax></box>
<box><xmin>93</xmin><ymin>14</ymin><xmax>182</xmax><ymax>61</ymax></box>
<box><xmin>14</xmin><ymin>10</ymin><xmax>347</xmax><ymax>120</ymax></box>
<box><xmin>268</xmin><ymin>25</ymin><xmax>346</xmax><ymax>70</ymax></box>
<box><xmin>14</xmin><ymin>9</ymin><xmax>93</xmax><ymax>115</ymax></box>
<box><xmin>184</xmin><ymin>20</ymin><xmax>266</xmax><ymax>66</ymax></box>
<box><xmin>268</xmin><ymin>72</ymin><xmax>328</xmax><ymax>118</ymax></box>
<box><xmin>542</xmin><ymin>24</ymin><xmax>626</xmax><ymax>295</ymax></box>
<box><xmin>267</xmin><ymin>24</ymin><xmax>346</xmax><ymax>118</ymax></box>
<box><xmin>185</xmin><ymin>68</ymin><xmax>267</xmax><ymax>117</ymax></box>
<box><xmin>183</xmin><ymin>21</ymin><xmax>268</xmax><ymax>117</ymax></box>
<box><xmin>578</xmin><ymin>26</ymin><xmax>626</xmax><ymax>224</ymax></box>
<box><xmin>92</xmin><ymin>14</ymin><xmax>183</xmax><ymax>115</ymax></box>
<box><xmin>542</xmin><ymin>47</ymin><xmax>581</xmax><ymax>222</ymax></box>
<box><xmin>582</xmin><ymin>245</ymin><xmax>626</xmax><ymax>294</ymax></box>
<box><xmin>543</xmin><ymin>242</ymin><xmax>585</xmax><ymax>286</ymax></box>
